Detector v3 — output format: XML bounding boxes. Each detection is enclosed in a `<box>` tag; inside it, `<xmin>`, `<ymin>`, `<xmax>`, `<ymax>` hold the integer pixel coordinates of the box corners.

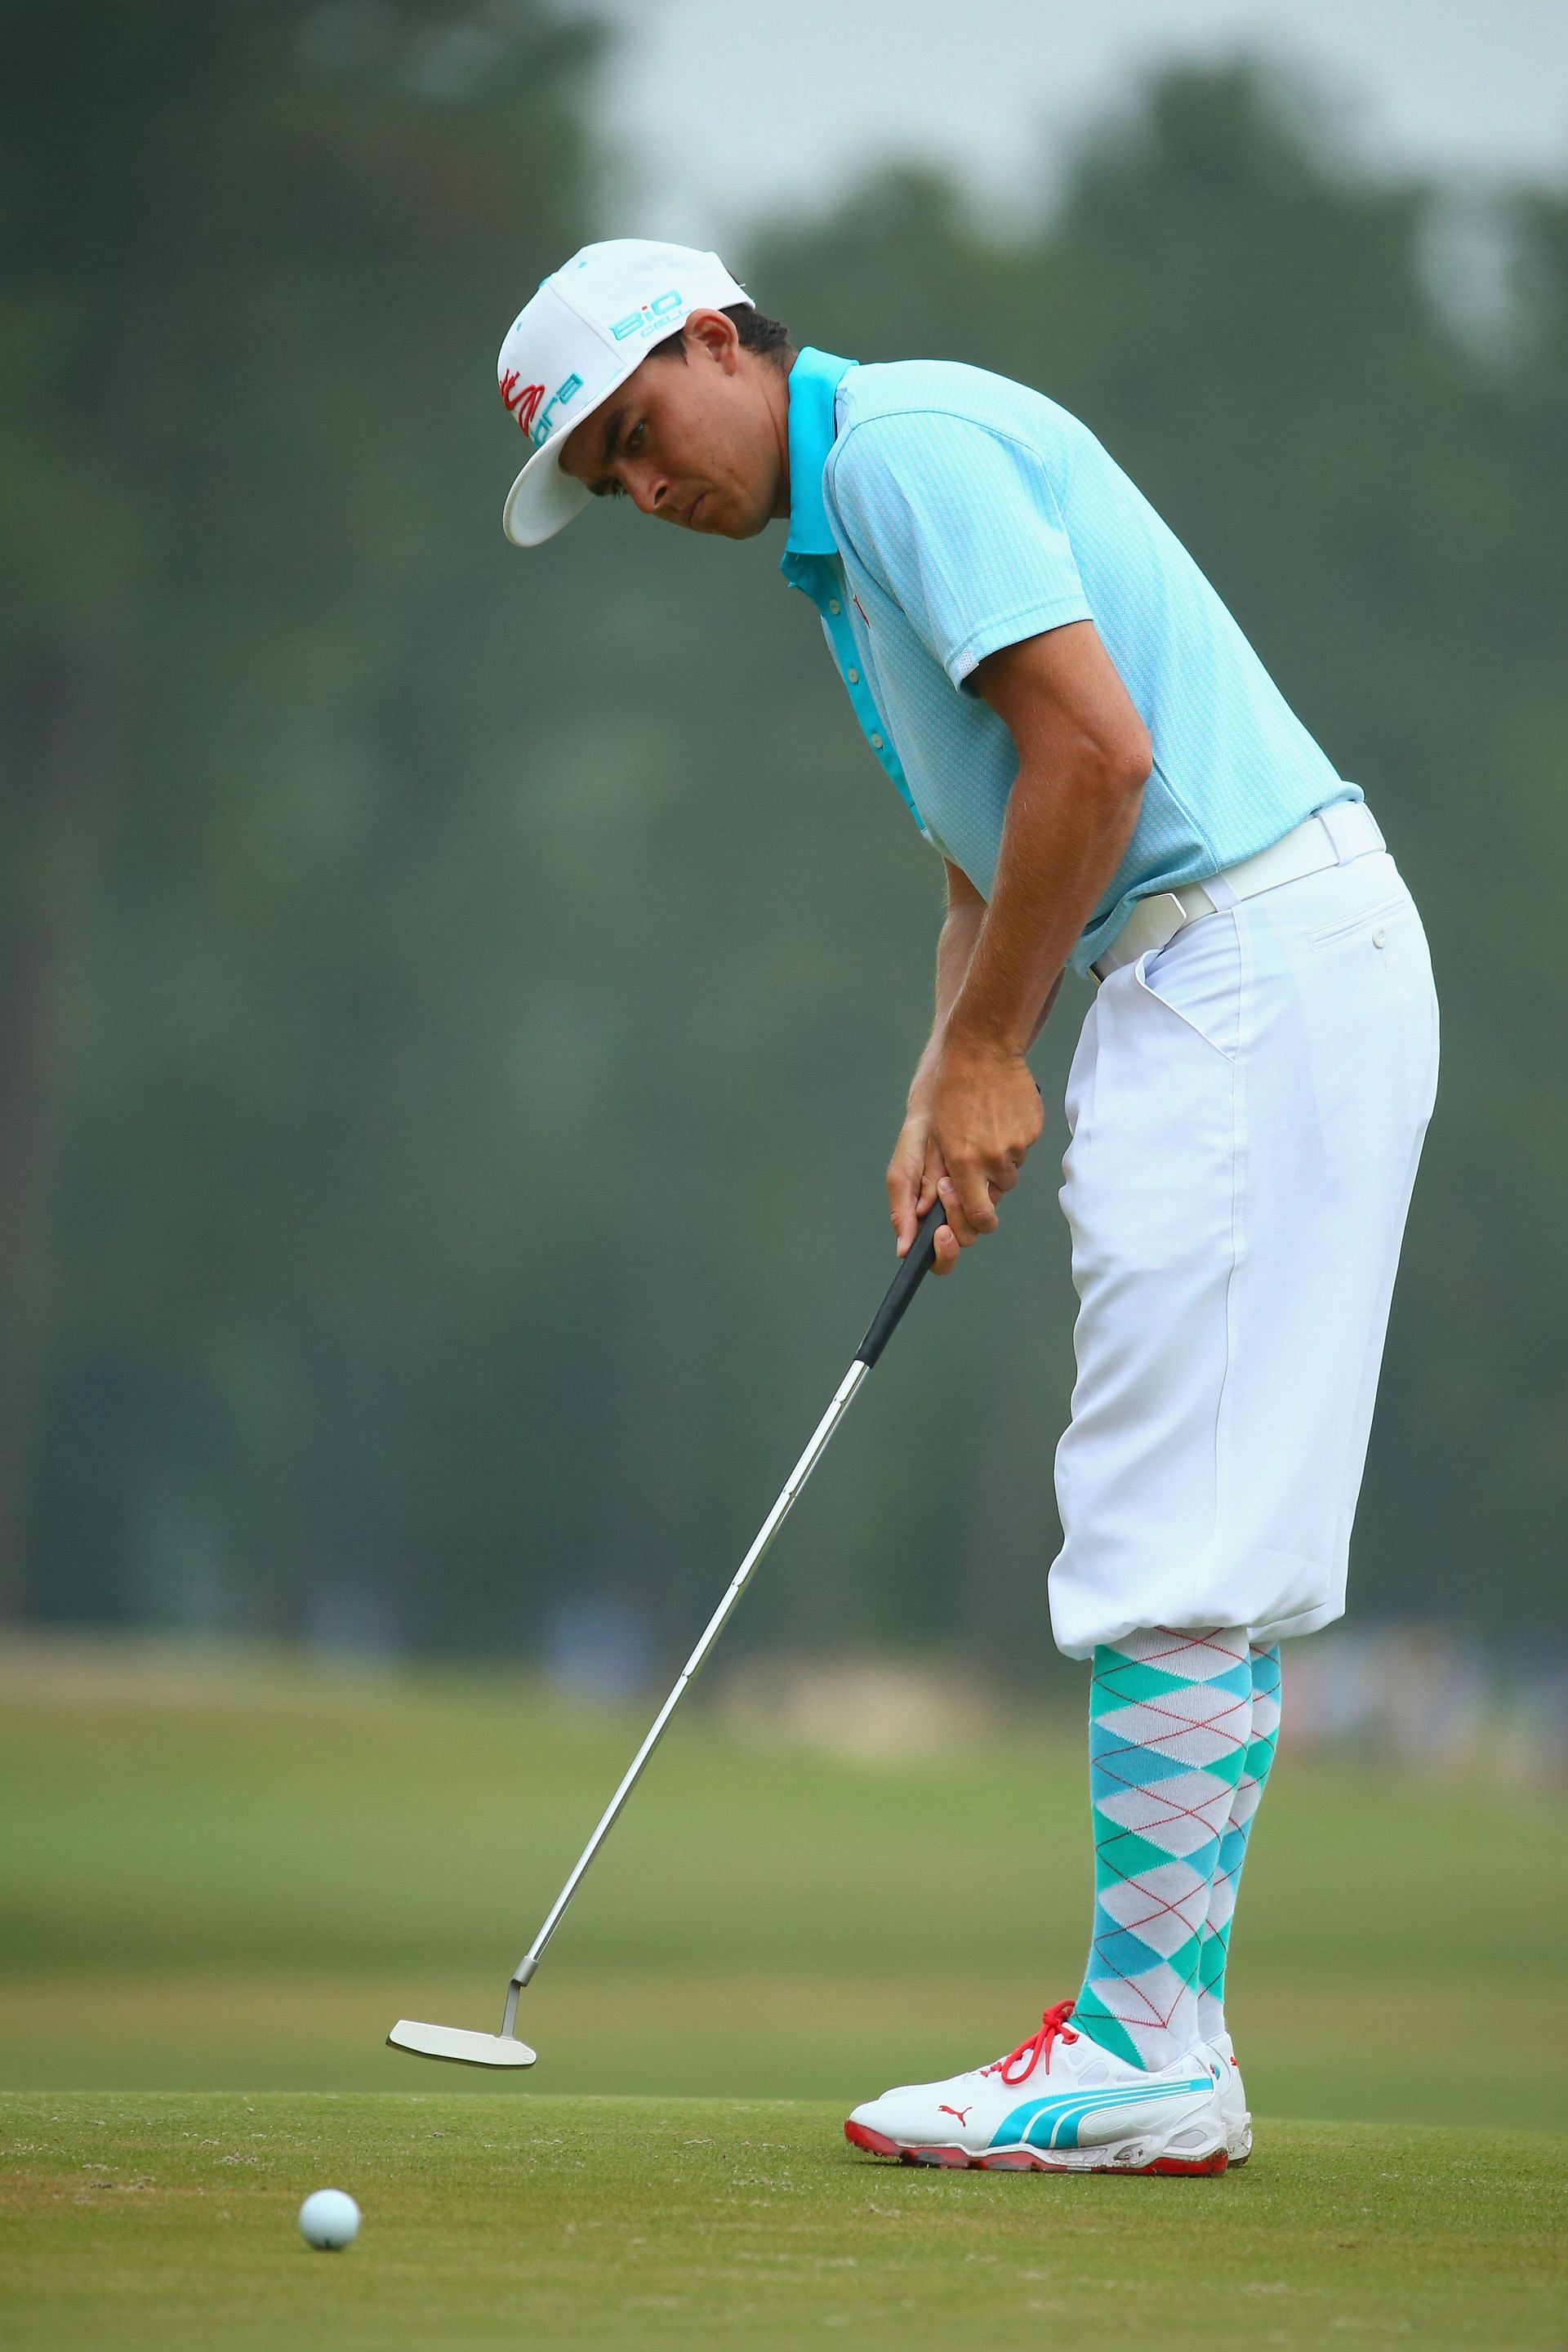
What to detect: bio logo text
<box><xmin>610</xmin><ymin>289</ymin><xmax>683</xmax><ymax>341</ymax></box>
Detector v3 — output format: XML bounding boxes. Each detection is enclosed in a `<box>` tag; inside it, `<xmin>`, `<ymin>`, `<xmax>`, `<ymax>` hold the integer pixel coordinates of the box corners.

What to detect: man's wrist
<box><xmin>942</xmin><ymin>1001</ymin><xmax>1030</xmax><ymax>1061</ymax></box>
<box><xmin>907</xmin><ymin>1029</ymin><xmax>951</xmax><ymax>1108</ymax></box>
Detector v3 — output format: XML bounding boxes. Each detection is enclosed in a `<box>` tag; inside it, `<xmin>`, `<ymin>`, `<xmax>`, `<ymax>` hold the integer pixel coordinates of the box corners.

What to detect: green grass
<box><xmin>2</xmin><ymin>1643</ymin><xmax>1565</xmax><ymax>2128</ymax></box>
<box><xmin>2</xmin><ymin>2093</ymin><xmax>1563</xmax><ymax>2352</ymax></box>
<box><xmin>2</xmin><ymin>1646</ymin><xmax>1566</xmax><ymax>2346</ymax></box>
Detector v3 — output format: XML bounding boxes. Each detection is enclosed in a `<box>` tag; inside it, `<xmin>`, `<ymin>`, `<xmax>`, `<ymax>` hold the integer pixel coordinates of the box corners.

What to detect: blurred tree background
<box><xmin>2</xmin><ymin>5</ymin><xmax>1563</xmax><ymax>1669</ymax></box>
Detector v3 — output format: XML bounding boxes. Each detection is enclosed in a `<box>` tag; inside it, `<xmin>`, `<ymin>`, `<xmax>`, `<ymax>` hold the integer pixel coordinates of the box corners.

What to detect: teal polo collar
<box><xmin>782</xmin><ymin>345</ymin><xmax>858</xmax><ymax>564</ymax></box>
<box><xmin>776</xmin><ymin>345</ymin><xmax>931</xmax><ymax>844</ymax></box>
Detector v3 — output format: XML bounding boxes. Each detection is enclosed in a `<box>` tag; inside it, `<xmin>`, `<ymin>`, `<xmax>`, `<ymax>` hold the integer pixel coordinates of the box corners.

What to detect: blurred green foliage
<box><xmin>2</xmin><ymin>15</ymin><xmax>1564</xmax><ymax>1653</ymax></box>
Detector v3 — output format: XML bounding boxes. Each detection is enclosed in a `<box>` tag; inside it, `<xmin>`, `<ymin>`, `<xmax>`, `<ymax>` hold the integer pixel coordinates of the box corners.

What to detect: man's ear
<box><xmin>683</xmin><ymin>308</ymin><xmax>742</xmax><ymax>369</ymax></box>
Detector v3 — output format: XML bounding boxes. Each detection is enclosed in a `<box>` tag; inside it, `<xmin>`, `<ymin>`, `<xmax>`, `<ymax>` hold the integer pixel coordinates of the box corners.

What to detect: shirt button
<box><xmin>1373</xmin><ymin>927</ymin><xmax>1388</xmax><ymax>948</ymax></box>
<box><xmin>871</xmin><ymin>733</ymin><xmax>884</xmax><ymax>750</ymax></box>
<box><xmin>847</xmin><ymin>667</ymin><xmax>860</xmax><ymax>684</ymax></box>
<box><xmin>827</xmin><ymin>599</ymin><xmax>841</xmax><ymax>614</ymax></box>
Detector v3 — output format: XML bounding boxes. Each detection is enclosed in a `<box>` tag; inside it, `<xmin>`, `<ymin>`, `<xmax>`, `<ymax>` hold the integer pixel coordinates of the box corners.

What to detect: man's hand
<box><xmin>927</xmin><ymin>1030</ymin><xmax>1043</xmax><ymax>1269</ymax></box>
<box><xmin>887</xmin><ymin>1032</ymin><xmax>1043</xmax><ymax>1276</ymax></box>
<box><xmin>886</xmin><ymin>1102</ymin><xmax>938</xmax><ymax>1260</ymax></box>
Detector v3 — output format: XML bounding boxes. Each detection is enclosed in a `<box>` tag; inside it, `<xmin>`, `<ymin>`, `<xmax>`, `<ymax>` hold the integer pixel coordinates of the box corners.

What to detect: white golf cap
<box><xmin>497</xmin><ymin>238</ymin><xmax>754</xmax><ymax>547</ymax></box>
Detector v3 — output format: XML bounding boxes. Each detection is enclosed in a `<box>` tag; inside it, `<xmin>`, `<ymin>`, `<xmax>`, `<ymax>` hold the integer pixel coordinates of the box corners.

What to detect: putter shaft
<box><xmin>498</xmin><ymin>1195</ymin><xmax>948</xmax><ymax>2042</ymax></box>
<box><xmin>501</xmin><ymin>1359</ymin><xmax>867</xmax><ymax>2038</ymax></box>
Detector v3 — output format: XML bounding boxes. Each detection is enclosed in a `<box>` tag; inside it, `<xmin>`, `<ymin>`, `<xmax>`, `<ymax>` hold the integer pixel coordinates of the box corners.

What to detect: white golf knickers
<box><xmin>1049</xmin><ymin>801</ymin><xmax>1440</xmax><ymax>1658</ymax></box>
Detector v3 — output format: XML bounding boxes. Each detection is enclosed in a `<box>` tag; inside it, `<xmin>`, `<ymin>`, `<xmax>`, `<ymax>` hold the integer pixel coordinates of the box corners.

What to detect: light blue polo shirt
<box><xmin>779</xmin><ymin>346</ymin><xmax>1360</xmax><ymax>975</ymax></box>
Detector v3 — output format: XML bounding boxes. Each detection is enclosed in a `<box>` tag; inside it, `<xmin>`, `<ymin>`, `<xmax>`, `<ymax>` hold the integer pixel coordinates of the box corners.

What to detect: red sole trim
<box><xmin>844</xmin><ymin>2118</ymin><xmax>1227</xmax><ymax>2176</ymax></box>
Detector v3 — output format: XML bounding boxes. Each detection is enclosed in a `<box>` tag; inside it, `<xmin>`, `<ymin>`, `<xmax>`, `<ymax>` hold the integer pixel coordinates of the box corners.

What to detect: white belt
<box><xmin>1090</xmin><ymin>801</ymin><xmax>1387</xmax><ymax>983</ymax></box>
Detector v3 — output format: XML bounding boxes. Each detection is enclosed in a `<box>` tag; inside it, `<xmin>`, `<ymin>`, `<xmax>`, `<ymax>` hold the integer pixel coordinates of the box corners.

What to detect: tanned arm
<box><xmin>888</xmin><ymin>619</ymin><xmax>1152</xmax><ymax>1273</ymax></box>
<box><xmin>885</xmin><ymin>858</ymin><xmax>985</xmax><ymax>1254</ymax></box>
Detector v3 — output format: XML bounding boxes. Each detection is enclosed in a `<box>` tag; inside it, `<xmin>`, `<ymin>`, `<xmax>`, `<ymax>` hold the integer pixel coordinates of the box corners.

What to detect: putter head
<box><xmin>386</xmin><ymin>2019</ymin><xmax>537</xmax><ymax>2069</ymax></box>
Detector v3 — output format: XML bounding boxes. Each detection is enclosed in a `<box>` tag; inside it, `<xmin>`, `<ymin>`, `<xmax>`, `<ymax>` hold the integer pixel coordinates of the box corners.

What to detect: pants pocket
<box><xmin>1307</xmin><ymin>887</ymin><xmax>1413</xmax><ymax>951</ymax></box>
<box><xmin>1132</xmin><ymin>910</ymin><xmax>1244</xmax><ymax>1060</ymax></box>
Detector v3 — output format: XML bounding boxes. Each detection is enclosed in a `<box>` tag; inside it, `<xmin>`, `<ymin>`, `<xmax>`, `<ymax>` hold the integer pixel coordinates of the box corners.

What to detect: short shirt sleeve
<box><xmin>826</xmin><ymin>409</ymin><xmax>1094</xmax><ymax>689</ymax></box>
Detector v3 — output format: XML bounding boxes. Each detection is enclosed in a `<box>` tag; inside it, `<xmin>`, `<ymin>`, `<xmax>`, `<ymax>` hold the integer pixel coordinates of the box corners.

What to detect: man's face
<box><xmin>557</xmin><ymin>310</ymin><xmax>789</xmax><ymax>538</ymax></box>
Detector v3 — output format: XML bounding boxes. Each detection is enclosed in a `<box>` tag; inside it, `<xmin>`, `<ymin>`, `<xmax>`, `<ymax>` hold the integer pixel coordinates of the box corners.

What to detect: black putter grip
<box><xmin>854</xmin><ymin>1196</ymin><xmax>949</xmax><ymax>1369</ymax></box>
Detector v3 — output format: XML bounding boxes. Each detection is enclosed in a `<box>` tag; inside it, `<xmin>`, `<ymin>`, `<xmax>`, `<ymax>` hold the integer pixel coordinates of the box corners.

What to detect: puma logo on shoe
<box><xmin>938</xmin><ymin>2105</ymin><xmax>972</xmax><ymax>2125</ymax></box>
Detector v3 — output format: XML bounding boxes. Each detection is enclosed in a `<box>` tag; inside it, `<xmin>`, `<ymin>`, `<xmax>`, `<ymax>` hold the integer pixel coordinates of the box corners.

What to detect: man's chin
<box><xmin>722</xmin><ymin>498</ymin><xmax>777</xmax><ymax>542</ymax></box>
<box><xmin>690</xmin><ymin>489</ymin><xmax>773</xmax><ymax>541</ymax></box>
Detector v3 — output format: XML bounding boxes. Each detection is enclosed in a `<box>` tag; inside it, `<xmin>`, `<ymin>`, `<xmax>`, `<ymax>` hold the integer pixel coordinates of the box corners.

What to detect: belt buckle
<box><xmin>1138</xmin><ymin>892</ymin><xmax>1191</xmax><ymax>953</ymax></box>
<box><xmin>1092</xmin><ymin>891</ymin><xmax>1189</xmax><ymax>985</ymax></box>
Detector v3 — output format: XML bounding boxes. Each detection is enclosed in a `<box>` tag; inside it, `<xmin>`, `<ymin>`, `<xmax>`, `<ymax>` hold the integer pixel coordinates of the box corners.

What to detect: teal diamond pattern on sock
<box><xmin>1195</xmin><ymin>1640</ymin><xmax>1282</xmax><ymax>2043</ymax></box>
<box><xmin>1072</xmin><ymin>1627</ymin><xmax>1253</xmax><ymax>2072</ymax></box>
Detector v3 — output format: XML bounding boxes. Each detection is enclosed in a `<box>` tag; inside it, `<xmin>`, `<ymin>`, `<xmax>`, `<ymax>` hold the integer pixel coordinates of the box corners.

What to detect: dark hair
<box><xmin>648</xmin><ymin>301</ymin><xmax>793</xmax><ymax>368</ymax></box>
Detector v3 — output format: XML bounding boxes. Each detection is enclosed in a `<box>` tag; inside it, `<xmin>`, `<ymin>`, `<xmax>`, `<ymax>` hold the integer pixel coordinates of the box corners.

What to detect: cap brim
<box><xmin>501</xmin><ymin>350</ymin><xmax>644</xmax><ymax>547</ymax></box>
<box><xmin>502</xmin><ymin>437</ymin><xmax>590</xmax><ymax>547</ymax></box>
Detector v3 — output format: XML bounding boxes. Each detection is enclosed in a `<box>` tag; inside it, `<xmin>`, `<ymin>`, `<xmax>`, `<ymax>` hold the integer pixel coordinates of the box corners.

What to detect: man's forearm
<box><xmin>908</xmin><ymin>896</ymin><xmax>985</xmax><ymax>1106</ymax></box>
<box><xmin>948</xmin><ymin>755</ymin><xmax>1146</xmax><ymax>1054</ymax></box>
<box><xmin>906</xmin><ymin>623</ymin><xmax>1151</xmax><ymax>1262</ymax></box>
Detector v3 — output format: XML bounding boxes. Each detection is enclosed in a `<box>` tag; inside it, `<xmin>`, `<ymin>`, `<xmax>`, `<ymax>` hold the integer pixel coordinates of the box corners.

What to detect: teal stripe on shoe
<box><xmin>990</xmin><ymin>2077</ymin><xmax>1209</xmax><ymax>2152</ymax></box>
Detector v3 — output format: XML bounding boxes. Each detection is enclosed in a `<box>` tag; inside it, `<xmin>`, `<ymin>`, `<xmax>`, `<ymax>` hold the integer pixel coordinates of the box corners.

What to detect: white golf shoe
<box><xmin>844</xmin><ymin>2000</ymin><xmax>1229</xmax><ymax>2175</ymax></box>
<box><xmin>1200</xmin><ymin>2030</ymin><xmax>1253</xmax><ymax>2163</ymax></box>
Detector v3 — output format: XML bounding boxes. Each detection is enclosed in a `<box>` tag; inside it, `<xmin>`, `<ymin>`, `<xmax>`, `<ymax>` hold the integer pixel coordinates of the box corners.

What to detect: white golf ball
<box><xmin>298</xmin><ymin>2188</ymin><xmax>360</xmax><ymax>2250</ymax></box>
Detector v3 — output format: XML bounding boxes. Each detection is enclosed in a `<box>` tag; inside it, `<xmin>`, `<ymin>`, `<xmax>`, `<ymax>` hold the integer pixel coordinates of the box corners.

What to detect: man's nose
<box><xmin>627</xmin><ymin>466</ymin><xmax>670</xmax><ymax>517</ymax></box>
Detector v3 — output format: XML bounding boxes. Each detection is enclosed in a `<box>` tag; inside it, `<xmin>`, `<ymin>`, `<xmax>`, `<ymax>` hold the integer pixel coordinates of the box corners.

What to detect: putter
<box><xmin>388</xmin><ymin>1194</ymin><xmax>951</xmax><ymax>2069</ymax></box>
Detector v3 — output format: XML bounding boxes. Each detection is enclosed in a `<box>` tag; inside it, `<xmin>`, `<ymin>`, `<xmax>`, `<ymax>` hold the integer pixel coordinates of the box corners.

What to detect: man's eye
<box><xmin>627</xmin><ymin>421</ymin><xmax>646</xmax><ymax>451</ymax></box>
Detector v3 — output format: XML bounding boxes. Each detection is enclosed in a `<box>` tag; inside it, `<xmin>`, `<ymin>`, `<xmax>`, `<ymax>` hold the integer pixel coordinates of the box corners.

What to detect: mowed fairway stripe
<box><xmin>2</xmin><ymin>1967</ymin><xmax>1565</xmax><ymax>2131</ymax></box>
<box><xmin>0</xmin><ymin>2095</ymin><xmax>1563</xmax><ymax>2352</ymax></box>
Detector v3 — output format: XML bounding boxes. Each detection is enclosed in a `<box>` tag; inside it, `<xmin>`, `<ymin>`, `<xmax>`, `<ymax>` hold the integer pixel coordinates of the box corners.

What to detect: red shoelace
<box><xmin>985</xmin><ymin>1998</ymin><xmax>1080</xmax><ymax>2085</ymax></box>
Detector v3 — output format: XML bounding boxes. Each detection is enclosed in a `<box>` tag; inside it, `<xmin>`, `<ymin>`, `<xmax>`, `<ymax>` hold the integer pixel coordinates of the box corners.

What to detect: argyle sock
<box><xmin>1194</xmin><ymin>1641</ymin><xmax>1282</xmax><ymax>2045</ymax></box>
<box><xmin>1071</xmin><ymin>1626</ymin><xmax>1253</xmax><ymax>2072</ymax></box>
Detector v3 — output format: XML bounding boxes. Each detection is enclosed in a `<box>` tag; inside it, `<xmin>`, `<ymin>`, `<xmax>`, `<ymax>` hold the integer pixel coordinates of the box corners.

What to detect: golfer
<box><xmin>494</xmin><ymin>240</ymin><xmax>1439</xmax><ymax>2173</ymax></box>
